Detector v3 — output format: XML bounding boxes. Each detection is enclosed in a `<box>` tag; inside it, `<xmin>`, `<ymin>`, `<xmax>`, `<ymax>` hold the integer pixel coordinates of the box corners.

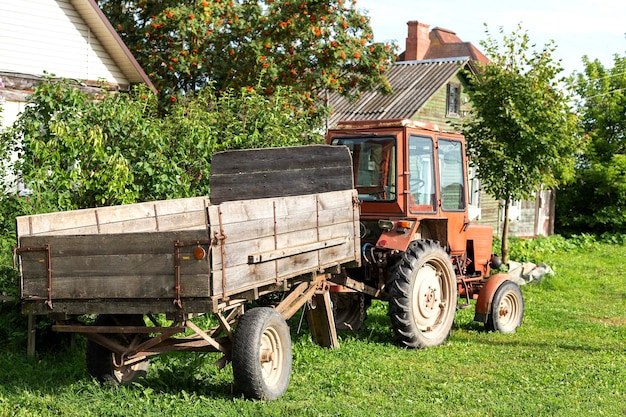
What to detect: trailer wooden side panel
<box><xmin>19</xmin><ymin>231</ymin><xmax>211</xmax><ymax>300</ymax></box>
<box><xmin>208</xmin><ymin>189</ymin><xmax>359</xmax><ymax>298</ymax></box>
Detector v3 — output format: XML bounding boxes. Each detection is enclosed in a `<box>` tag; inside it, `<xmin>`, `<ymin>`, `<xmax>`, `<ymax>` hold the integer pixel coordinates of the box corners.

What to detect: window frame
<box><xmin>446</xmin><ymin>82</ymin><xmax>461</xmax><ymax>117</ymax></box>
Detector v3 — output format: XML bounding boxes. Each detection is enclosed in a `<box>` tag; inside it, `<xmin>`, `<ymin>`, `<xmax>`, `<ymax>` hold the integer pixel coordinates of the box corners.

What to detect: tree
<box><xmin>97</xmin><ymin>0</ymin><xmax>396</xmax><ymax>107</ymax></box>
<box><xmin>556</xmin><ymin>55</ymin><xmax>626</xmax><ymax>234</ymax></box>
<box><xmin>462</xmin><ymin>24</ymin><xmax>579</xmax><ymax>263</ymax></box>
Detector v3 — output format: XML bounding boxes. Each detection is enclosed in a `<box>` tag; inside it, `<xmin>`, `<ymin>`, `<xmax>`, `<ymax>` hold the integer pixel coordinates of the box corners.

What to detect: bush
<box><xmin>495</xmin><ymin>233</ymin><xmax>604</xmax><ymax>265</ymax></box>
<box><xmin>1</xmin><ymin>79</ymin><xmax>324</xmax><ymax>213</ymax></box>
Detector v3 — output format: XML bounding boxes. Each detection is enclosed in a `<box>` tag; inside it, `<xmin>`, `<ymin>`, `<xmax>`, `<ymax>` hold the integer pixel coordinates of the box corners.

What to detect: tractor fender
<box><xmin>473</xmin><ymin>273</ymin><xmax>512</xmax><ymax>323</ymax></box>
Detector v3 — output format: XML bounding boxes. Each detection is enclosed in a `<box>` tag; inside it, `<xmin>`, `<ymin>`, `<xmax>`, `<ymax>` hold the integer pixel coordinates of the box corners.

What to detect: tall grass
<box><xmin>0</xmin><ymin>237</ymin><xmax>624</xmax><ymax>416</ymax></box>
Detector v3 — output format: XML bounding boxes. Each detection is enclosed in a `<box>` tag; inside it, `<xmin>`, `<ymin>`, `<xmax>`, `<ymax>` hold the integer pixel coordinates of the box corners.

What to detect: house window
<box><xmin>446</xmin><ymin>83</ymin><xmax>461</xmax><ymax>116</ymax></box>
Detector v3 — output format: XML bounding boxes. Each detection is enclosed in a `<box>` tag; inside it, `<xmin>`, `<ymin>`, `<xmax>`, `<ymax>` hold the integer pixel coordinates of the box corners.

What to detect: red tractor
<box><xmin>326</xmin><ymin>119</ymin><xmax>524</xmax><ymax>347</ymax></box>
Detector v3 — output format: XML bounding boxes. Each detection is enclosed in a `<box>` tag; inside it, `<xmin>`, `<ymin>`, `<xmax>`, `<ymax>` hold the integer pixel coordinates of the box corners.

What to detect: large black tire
<box><xmin>331</xmin><ymin>292</ymin><xmax>371</xmax><ymax>331</ymax></box>
<box><xmin>485</xmin><ymin>281</ymin><xmax>524</xmax><ymax>333</ymax></box>
<box><xmin>86</xmin><ymin>314</ymin><xmax>149</xmax><ymax>385</ymax></box>
<box><xmin>232</xmin><ymin>307</ymin><xmax>292</xmax><ymax>400</ymax></box>
<box><xmin>387</xmin><ymin>240</ymin><xmax>457</xmax><ymax>348</ymax></box>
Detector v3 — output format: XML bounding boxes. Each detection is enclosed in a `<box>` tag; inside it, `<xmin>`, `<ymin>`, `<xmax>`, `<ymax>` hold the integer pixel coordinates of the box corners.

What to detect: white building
<box><xmin>0</xmin><ymin>0</ymin><xmax>153</xmax><ymax>191</ymax></box>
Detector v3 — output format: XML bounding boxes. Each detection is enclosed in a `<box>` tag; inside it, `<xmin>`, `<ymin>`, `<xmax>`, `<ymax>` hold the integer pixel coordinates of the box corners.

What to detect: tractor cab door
<box><xmin>407</xmin><ymin>134</ymin><xmax>468</xmax><ymax>254</ymax></box>
<box><xmin>437</xmin><ymin>137</ymin><xmax>468</xmax><ymax>255</ymax></box>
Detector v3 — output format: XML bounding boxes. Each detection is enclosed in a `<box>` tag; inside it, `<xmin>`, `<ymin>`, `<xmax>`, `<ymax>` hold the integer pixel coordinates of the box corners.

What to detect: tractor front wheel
<box><xmin>485</xmin><ymin>281</ymin><xmax>524</xmax><ymax>333</ymax></box>
<box><xmin>387</xmin><ymin>240</ymin><xmax>457</xmax><ymax>348</ymax></box>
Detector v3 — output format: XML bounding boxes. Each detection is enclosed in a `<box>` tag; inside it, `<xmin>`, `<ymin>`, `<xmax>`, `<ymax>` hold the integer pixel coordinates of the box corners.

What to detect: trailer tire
<box><xmin>485</xmin><ymin>281</ymin><xmax>524</xmax><ymax>333</ymax></box>
<box><xmin>387</xmin><ymin>240</ymin><xmax>457</xmax><ymax>348</ymax></box>
<box><xmin>232</xmin><ymin>307</ymin><xmax>292</xmax><ymax>400</ymax></box>
<box><xmin>85</xmin><ymin>314</ymin><xmax>149</xmax><ymax>385</ymax></box>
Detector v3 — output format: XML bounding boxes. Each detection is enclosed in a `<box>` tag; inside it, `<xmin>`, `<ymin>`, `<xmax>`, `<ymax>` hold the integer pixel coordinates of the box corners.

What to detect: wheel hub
<box><xmin>412</xmin><ymin>264</ymin><xmax>444</xmax><ymax>330</ymax></box>
<box><xmin>260</xmin><ymin>327</ymin><xmax>283</xmax><ymax>388</ymax></box>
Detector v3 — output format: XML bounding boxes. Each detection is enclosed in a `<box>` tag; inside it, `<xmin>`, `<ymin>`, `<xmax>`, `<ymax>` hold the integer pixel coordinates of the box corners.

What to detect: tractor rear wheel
<box><xmin>485</xmin><ymin>281</ymin><xmax>524</xmax><ymax>333</ymax></box>
<box><xmin>387</xmin><ymin>240</ymin><xmax>457</xmax><ymax>348</ymax></box>
<box><xmin>331</xmin><ymin>292</ymin><xmax>371</xmax><ymax>331</ymax></box>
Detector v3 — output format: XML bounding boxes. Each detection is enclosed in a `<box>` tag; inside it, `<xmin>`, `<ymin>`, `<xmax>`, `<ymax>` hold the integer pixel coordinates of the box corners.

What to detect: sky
<box><xmin>357</xmin><ymin>0</ymin><xmax>626</xmax><ymax>75</ymax></box>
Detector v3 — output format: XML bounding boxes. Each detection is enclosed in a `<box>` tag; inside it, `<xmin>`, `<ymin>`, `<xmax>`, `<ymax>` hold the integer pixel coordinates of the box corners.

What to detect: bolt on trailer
<box><xmin>15</xmin><ymin>145</ymin><xmax>360</xmax><ymax>401</ymax></box>
<box><xmin>325</xmin><ymin>119</ymin><xmax>524</xmax><ymax>344</ymax></box>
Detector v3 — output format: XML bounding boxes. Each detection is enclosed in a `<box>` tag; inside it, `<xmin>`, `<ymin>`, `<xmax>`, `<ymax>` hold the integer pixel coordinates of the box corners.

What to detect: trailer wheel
<box><xmin>331</xmin><ymin>292</ymin><xmax>371</xmax><ymax>331</ymax></box>
<box><xmin>232</xmin><ymin>307</ymin><xmax>292</xmax><ymax>400</ymax></box>
<box><xmin>387</xmin><ymin>240</ymin><xmax>457</xmax><ymax>348</ymax></box>
<box><xmin>86</xmin><ymin>314</ymin><xmax>149</xmax><ymax>385</ymax></box>
<box><xmin>485</xmin><ymin>281</ymin><xmax>524</xmax><ymax>333</ymax></box>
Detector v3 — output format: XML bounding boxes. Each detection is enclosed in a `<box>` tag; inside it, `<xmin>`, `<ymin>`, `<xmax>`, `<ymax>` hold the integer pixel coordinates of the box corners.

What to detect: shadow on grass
<box><xmin>469</xmin><ymin>336</ymin><xmax>615</xmax><ymax>354</ymax></box>
<box><xmin>0</xmin><ymin>342</ymin><xmax>88</xmax><ymax>395</ymax></box>
<box><xmin>140</xmin><ymin>352</ymin><xmax>236</xmax><ymax>399</ymax></box>
<box><xmin>0</xmin><ymin>331</ymin><xmax>236</xmax><ymax>400</ymax></box>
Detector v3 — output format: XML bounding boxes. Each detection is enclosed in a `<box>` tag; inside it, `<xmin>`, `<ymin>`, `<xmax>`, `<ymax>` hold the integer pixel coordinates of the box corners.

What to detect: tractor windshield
<box><xmin>330</xmin><ymin>137</ymin><xmax>396</xmax><ymax>202</ymax></box>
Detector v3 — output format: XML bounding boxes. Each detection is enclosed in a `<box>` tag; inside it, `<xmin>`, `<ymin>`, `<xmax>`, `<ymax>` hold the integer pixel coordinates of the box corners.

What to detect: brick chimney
<box><xmin>404</xmin><ymin>21</ymin><xmax>430</xmax><ymax>61</ymax></box>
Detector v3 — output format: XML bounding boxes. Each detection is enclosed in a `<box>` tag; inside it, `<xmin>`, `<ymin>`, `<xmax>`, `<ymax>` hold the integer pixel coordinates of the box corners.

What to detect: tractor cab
<box><xmin>327</xmin><ymin>119</ymin><xmax>493</xmax><ymax>277</ymax></box>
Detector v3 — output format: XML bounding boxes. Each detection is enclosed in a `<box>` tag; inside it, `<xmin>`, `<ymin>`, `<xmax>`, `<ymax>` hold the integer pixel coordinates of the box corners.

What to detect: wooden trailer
<box><xmin>15</xmin><ymin>145</ymin><xmax>360</xmax><ymax>400</ymax></box>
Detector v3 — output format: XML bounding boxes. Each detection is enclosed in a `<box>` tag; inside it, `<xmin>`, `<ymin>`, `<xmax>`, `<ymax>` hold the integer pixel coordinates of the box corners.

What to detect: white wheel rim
<box><xmin>411</xmin><ymin>263</ymin><xmax>451</xmax><ymax>337</ymax></box>
<box><xmin>260</xmin><ymin>326</ymin><xmax>284</xmax><ymax>388</ymax></box>
<box><xmin>497</xmin><ymin>290</ymin><xmax>522</xmax><ymax>332</ymax></box>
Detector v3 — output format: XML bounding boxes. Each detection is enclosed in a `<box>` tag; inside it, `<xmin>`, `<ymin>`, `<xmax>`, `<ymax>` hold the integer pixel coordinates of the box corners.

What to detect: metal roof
<box><xmin>326</xmin><ymin>57</ymin><xmax>469</xmax><ymax>128</ymax></box>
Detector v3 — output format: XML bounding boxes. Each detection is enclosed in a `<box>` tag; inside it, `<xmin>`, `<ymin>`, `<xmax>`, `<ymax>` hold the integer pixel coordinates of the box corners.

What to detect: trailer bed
<box><xmin>16</xmin><ymin>145</ymin><xmax>360</xmax><ymax>316</ymax></box>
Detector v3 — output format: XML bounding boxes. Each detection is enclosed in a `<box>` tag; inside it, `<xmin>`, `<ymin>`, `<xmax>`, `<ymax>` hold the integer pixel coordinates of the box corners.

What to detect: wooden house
<box><xmin>326</xmin><ymin>21</ymin><xmax>554</xmax><ymax>237</ymax></box>
<box><xmin>0</xmin><ymin>0</ymin><xmax>154</xmax><ymax>191</ymax></box>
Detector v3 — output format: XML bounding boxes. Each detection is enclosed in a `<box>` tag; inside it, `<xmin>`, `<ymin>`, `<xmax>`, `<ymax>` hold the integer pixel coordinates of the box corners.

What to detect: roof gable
<box><xmin>0</xmin><ymin>0</ymin><xmax>152</xmax><ymax>90</ymax></box>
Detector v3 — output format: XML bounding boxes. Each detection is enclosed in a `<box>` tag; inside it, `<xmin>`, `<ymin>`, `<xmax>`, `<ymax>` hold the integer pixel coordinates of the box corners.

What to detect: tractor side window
<box><xmin>439</xmin><ymin>139</ymin><xmax>465</xmax><ymax>211</ymax></box>
<box><xmin>408</xmin><ymin>135</ymin><xmax>436</xmax><ymax>212</ymax></box>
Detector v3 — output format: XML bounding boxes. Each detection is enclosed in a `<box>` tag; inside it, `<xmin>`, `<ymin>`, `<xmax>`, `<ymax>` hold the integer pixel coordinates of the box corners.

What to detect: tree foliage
<box><xmin>97</xmin><ymin>0</ymin><xmax>396</xmax><ymax>106</ymax></box>
<box><xmin>557</xmin><ymin>55</ymin><xmax>626</xmax><ymax>234</ymax></box>
<box><xmin>462</xmin><ymin>25</ymin><xmax>580</xmax><ymax>262</ymax></box>
<box><xmin>0</xmin><ymin>78</ymin><xmax>322</xmax><ymax>214</ymax></box>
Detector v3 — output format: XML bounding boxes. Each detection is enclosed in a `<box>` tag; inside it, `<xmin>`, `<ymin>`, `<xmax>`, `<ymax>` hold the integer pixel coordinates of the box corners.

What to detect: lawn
<box><xmin>0</xmin><ymin>241</ymin><xmax>624</xmax><ymax>416</ymax></box>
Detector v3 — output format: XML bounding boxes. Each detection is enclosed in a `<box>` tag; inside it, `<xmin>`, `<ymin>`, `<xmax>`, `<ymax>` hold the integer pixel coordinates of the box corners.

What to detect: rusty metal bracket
<box><xmin>14</xmin><ymin>244</ymin><xmax>53</xmax><ymax>310</ymax></box>
<box><xmin>211</xmin><ymin>206</ymin><xmax>228</xmax><ymax>301</ymax></box>
<box><xmin>173</xmin><ymin>239</ymin><xmax>211</xmax><ymax>309</ymax></box>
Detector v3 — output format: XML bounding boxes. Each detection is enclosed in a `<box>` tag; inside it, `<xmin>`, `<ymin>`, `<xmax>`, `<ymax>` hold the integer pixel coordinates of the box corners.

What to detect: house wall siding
<box><xmin>412</xmin><ymin>74</ymin><xmax>471</xmax><ymax>133</ymax></box>
<box><xmin>0</xmin><ymin>0</ymin><xmax>129</xmax><ymax>87</ymax></box>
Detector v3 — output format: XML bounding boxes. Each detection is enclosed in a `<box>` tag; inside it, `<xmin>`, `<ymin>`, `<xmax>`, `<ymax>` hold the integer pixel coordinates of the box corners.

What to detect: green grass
<box><xmin>0</xmin><ymin>243</ymin><xmax>624</xmax><ymax>416</ymax></box>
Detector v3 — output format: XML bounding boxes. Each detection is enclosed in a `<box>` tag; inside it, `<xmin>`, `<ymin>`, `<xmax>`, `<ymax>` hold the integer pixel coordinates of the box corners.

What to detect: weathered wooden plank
<box><xmin>211</xmin><ymin>253</ymin><xmax>357</xmax><ymax>297</ymax></box>
<box><xmin>19</xmin><ymin>231</ymin><xmax>210</xmax><ymax>257</ymax></box>
<box><xmin>212</xmin><ymin>189</ymin><xmax>354</xmax><ymax>223</ymax></box>
<box><xmin>248</xmin><ymin>237</ymin><xmax>346</xmax><ymax>264</ymax></box>
<box><xmin>20</xmin><ymin>252</ymin><xmax>210</xmax><ymax>280</ymax></box>
<box><xmin>209</xmin><ymin>145</ymin><xmax>353</xmax><ymax>204</ymax></box>
<box><xmin>210</xmin><ymin>167</ymin><xmax>354</xmax><ymax>204</ymax></box>
<box><xmin>209</xmin><ymin>208</ymin><xmax>355</xmax><ymax>247</ymax></box>
<box><xmin>21</xmin><ymin>298</ymin><xmax>219</xmax><ymax>316</ymax></box>
<box><xmin>22</xmin><ymin>273</ymin><xmax>210</xmax><ymax>299</ymax></box>
<box><xmin>16</xmin><ymin>197</ymin><xmax>209</xmax><ymax>237</ymax></box>
<box><xmin>211</xmin><ymin>145</ymin><xmax>352</xmax><ymax>175</ymax></box>
<box><xmin>211</xmin><ymin>221</ymin><xmax>357</xmax><ymax>269</ymax></box>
